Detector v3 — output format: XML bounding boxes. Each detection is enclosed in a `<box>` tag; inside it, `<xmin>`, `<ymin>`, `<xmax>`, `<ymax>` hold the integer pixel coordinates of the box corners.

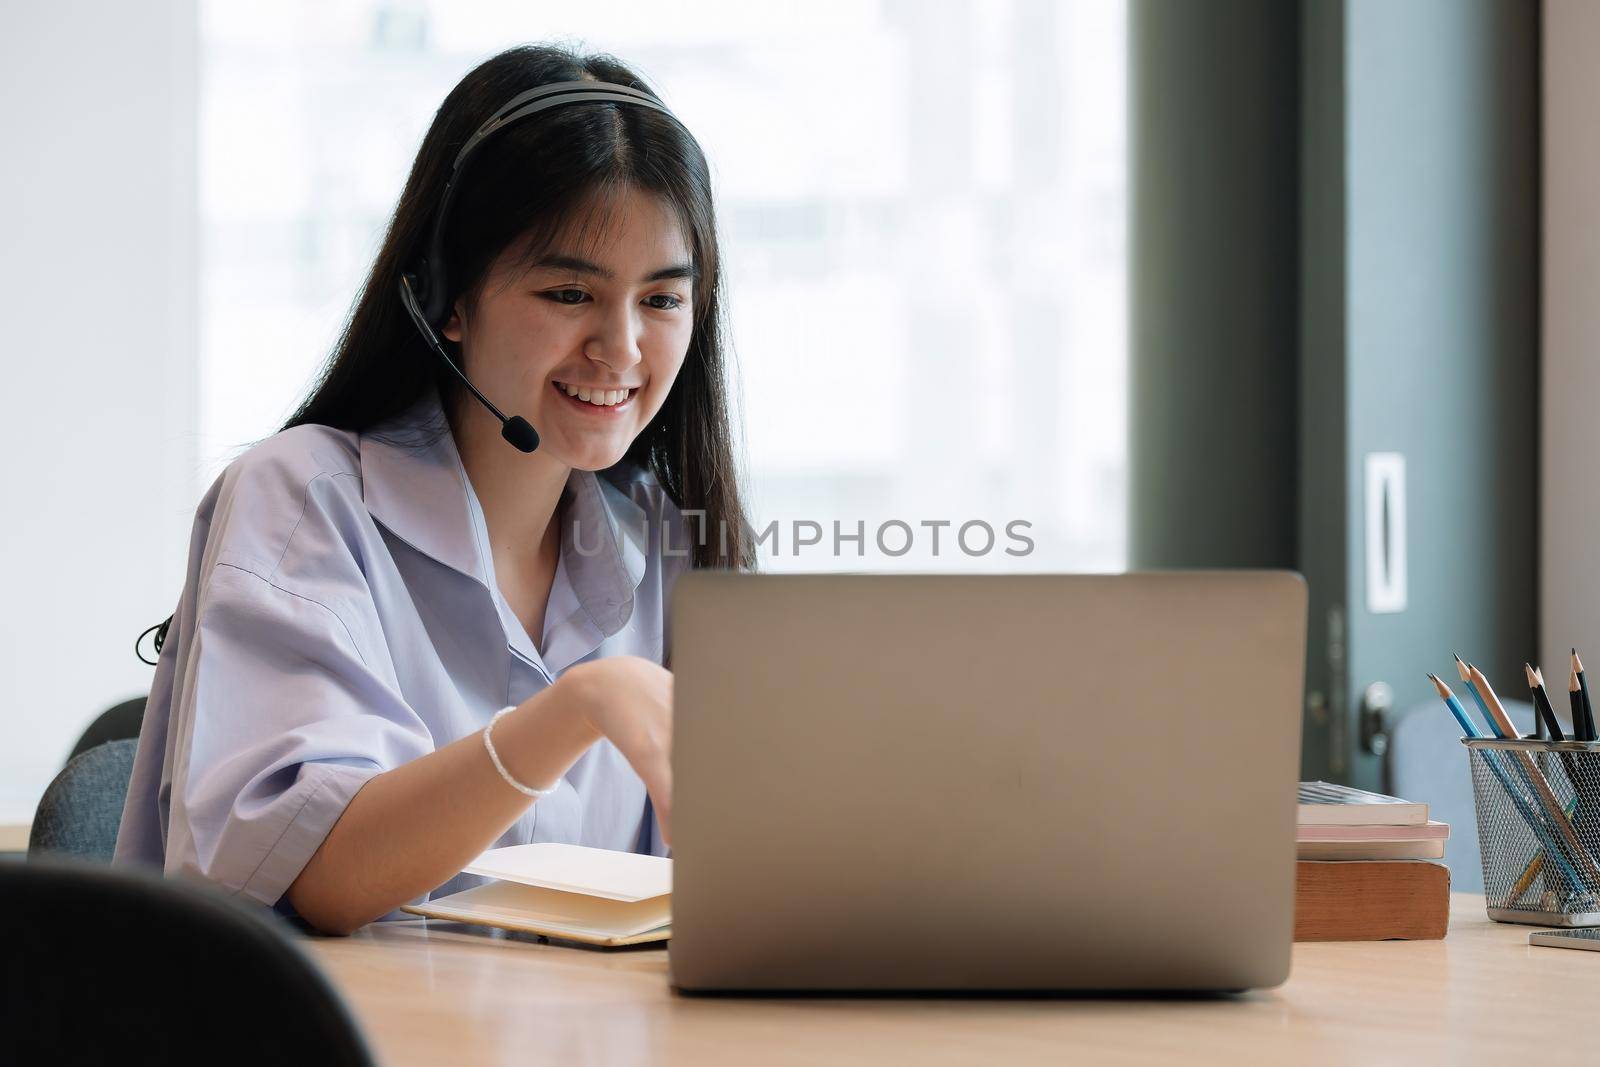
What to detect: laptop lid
<box><xmin>668</xmin><ymin>571</ymin><xmax>1306</xmax><ymax>992</ymax></box>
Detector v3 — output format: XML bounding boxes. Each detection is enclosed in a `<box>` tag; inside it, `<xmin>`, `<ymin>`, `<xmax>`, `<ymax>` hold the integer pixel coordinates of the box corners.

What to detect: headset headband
<box><xmin>454</xmin><ymin>81</ymin><xmax>670</xmax><ymax>169</ymax></box>
<box><xmin>406</xmin><ymin>80</ymin><xmax>687</xmax><ymax>328</ymax></box>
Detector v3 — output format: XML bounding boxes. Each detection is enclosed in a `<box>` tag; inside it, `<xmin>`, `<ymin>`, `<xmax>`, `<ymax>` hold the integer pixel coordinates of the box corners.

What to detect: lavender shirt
<box><xmin>115</xmin><ymin>390</ymin><xmax>685</xmax><ymax>914</ymax></box>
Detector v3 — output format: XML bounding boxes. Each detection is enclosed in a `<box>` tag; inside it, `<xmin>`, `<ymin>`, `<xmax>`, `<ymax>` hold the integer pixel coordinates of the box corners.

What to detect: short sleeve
<box><xmin>162</xmin><ymin>560</ymin><xmax>433</xmax><ymax>908</ymax></box>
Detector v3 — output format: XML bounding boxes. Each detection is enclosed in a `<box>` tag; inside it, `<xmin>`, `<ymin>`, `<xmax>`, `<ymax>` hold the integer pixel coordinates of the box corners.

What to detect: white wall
<box><xmin>0</xmin><ymin>1</ymin><xmax>198</xmax><ymax>822</ymax></box>
<box><xmin>1542</xmin><ymin>0</ymin><xmax>1600</xmax><ymax>699</ymax></box>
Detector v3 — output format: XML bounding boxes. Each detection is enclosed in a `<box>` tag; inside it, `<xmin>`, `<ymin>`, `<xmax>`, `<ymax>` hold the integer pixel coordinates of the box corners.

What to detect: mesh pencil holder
<box><xmin>1465</xmin><ymin>737</ymin><xmax>1600</xmax><ymax>926</ymax></box>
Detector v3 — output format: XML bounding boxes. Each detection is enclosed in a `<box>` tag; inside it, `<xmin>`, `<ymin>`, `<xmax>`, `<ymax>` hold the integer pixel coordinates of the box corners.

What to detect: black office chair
<box><xmin>67</xmin><ymin>696</ymin><xmax>146</xmax><ymax>762</ymax></box>
<box><xmin>29</xmin><ymin>696</ymin><xmax>148</xmax><ymax>862</ymax></box>
<box><xmin>29</xmin><ymin>738</ymin><xmax>139</xmax><ymax>861</ymax></box>
<box><xmin>0</xmin><ymin>860</ymin><xmax>376</xmax><ymax>1065</ymax></box>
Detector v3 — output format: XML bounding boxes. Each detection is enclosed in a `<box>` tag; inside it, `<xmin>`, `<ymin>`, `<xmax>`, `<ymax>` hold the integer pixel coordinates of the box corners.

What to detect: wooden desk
<box><xmin>309</xmin><ymin>894</ymin><xmax>1590</xmax><ymax>1065</ymax></box>
<box><xmin>0</xmin><ymin>822</ymin><xmax>30</xmax><ymax>854</ymax></box>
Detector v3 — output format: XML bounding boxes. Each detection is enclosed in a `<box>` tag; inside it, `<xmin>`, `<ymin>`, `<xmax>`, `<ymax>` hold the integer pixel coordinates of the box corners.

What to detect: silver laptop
<box><xmin>667</xmin><ymin>571</ymin><xmax>1306</xmax><ymax>992</ymax></box>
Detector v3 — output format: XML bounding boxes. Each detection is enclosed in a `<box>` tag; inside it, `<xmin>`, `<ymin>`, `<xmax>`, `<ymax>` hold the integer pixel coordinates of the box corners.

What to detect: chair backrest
<box><xmin>68</xmin><ymin>696</ymin><xmax>146</xmax><ymax>762</ymax></box>
<box><xmin>0</xmin><ymin>859</ymin><xmax>375</xmax><ymax>1065</ymax></box>
<box><xmin>29</xmin><ymin>738</ymin><xmax>139</xmax><ymax>861</ymax></box>
<box><xmin>1389</xmin><ymin>697</ymin><xmax>1538</xmax><ymax>893</ymax></box>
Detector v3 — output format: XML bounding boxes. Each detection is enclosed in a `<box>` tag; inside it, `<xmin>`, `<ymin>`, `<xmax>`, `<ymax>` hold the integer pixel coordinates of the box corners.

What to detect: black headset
<box><xmin>397</xmin><ymin>80</ymin><xmax>687</xmax><ymax>456</ymax></box>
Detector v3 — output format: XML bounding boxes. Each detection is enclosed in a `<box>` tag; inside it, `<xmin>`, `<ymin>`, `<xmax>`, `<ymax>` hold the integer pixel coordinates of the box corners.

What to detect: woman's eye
<box><xmin>644</xmin><ymin>294</ymin><xmax>685</xmax><ymax>311</ymax></box>
<box><xmin>544</xmin><ymin>289</ymin><xmax>589</xmax><ymax>305</ymax></box>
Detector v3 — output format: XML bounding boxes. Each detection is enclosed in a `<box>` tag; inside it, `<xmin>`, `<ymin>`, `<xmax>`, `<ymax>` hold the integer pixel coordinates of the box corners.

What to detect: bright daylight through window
<box><xmin>200</xmin><ymin>0</ymin><xmax>1128</xmax><ymax>571</ymax></box>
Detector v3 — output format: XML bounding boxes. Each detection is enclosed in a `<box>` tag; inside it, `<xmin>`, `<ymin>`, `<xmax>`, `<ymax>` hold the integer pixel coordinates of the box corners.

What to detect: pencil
<box><xmin>1509</xmin><ymin>853</ymin><xmax>1545</xmax><ymax>905</ymax></box>
<box><xmin>1527</xmin><ymin>663</ymin><xmax>1565</xmax><ymax>741</ymax></box>
<box><xmin>1533</xmin><ymin>664</ymin><xmax>1583</xmax><ymax>784</ymax></box>
<box><xmin>1515</xmin><ymin>666</ymin><xmax>1582</xmax><ymax>898</ymax></box>
<box><xmin>1574</xmin><ymin>649</ymin><xmax>1597</xmax><ymax>741</ymax></box>
<box><xmin>1509</xmin><ymin>796</ymin><xmax>1585</xmax><ymax>905</ymax></box>
<box><xmin>1572</xmin><ymin>669</ymin><xmax>1590</xmax><ymax>743</ymax></box>
<box><xmin>1525</xmin><ymin>664</ymin><xmax>1544</xmax><ymax>739</ymax></box>
<box><xmin>1428</xmin><ymin>673</ymin><xmax>1482</xmax><ymax>737</ymax></box>
<box><xmin>1455</xmin><ymin>654</ymin><xmax>1501</xmax><ymax>737</ymax></box>
<box><xmin>1467</xmin><ymin>663</ymin><xmax>1520</xmax><ymax>739</ymax></box>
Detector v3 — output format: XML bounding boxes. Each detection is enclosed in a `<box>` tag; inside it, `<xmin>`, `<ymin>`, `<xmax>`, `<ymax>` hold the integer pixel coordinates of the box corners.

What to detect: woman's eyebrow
<box><xmin>533</xmin><ymin>254</ymin><xmax>698</xmax><ymax>283</ymax></box>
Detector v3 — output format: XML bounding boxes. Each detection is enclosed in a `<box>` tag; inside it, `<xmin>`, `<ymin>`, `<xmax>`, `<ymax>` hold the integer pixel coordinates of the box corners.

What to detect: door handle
<box><xmin>1360</xmin><ymin>681</ymin><xmax>1394</xmax><ymax>757</ymax></box>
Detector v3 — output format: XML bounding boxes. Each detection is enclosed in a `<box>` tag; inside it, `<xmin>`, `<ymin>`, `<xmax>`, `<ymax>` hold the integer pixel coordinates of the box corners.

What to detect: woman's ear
<box><xmin>440</xmin><ymin>298</ymin><xmax>465</xmax><ymax>343</ymax></box>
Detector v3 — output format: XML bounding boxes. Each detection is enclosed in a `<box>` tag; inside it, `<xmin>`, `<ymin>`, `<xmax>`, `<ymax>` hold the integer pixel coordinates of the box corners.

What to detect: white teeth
<box><xmin>556</xmin><ymin>382</ymin><xmax>632</xmax><ymax>407</ymax></box>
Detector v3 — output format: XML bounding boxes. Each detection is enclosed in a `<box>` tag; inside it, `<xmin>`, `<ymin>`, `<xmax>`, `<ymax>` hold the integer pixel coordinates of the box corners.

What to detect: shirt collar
<box><xmin>357</xmin><ymin>390</ymin><xmax>649</xmax><ymax>643</ymax></box>
<box><xmin>558</xmin><ymin>467</ymin><xmax>650</xmax><ymax>638</ymax></box>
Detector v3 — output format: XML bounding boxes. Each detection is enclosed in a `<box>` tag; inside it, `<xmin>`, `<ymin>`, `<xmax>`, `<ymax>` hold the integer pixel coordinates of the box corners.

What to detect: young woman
<box><xmin>115</xmin><ymin>45</ymin><xmax>751</xmax><ymax>935</ymax></box>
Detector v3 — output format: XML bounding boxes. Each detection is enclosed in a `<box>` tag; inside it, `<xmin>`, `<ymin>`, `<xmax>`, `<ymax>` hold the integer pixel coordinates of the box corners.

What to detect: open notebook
<box><xmin>401</xmin><ymin>842</ymin><xmax>672</xmax><ymax>946</ymax></box>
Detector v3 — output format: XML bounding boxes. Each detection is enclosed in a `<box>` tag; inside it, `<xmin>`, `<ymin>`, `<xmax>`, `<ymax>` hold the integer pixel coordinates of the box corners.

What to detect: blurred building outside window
<box><xmin>199</xmin><ymin>0</ymin><xmax>1128</xmax><ymax>572</ymax></box>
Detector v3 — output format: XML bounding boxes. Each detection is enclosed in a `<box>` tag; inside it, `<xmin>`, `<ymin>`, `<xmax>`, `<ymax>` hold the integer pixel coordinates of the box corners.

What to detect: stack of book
<box><xmin>1294</xmin><ymin>781</ymin><xmax>1451</xmax><ymax>941</ymax></box>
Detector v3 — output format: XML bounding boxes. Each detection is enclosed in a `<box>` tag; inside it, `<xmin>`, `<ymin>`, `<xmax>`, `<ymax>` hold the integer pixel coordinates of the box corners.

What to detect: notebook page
<box><xmin>463</xmin><ymin>842</ymin><xmax>672</xmax><ymax>902</ymax></box>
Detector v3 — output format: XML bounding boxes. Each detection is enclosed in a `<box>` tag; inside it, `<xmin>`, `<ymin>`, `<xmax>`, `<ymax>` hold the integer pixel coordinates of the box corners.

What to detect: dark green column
<box><xmin>1127</xmin><ymin>0</ymin><xmax>1302</xmax><ymax>569</ymax></box>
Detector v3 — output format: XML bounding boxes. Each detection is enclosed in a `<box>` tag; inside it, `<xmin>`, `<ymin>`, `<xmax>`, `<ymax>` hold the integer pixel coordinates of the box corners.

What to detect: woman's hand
<box><xmin>560</xmin><ymin>656</ymin><xmax>675</xmax><ymax>845</ymax></box>
<box><xmin>289</xmin><ymin>657</ymin><xmax>674</xmax><ymax>935</ymax></box>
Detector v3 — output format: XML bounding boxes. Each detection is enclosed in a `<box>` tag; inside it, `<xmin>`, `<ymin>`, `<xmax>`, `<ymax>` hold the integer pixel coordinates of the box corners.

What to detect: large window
<box><xmin>201</xmin><ymin>0</ymin><xmax>1127</xmax><ymax>571</ymax></box>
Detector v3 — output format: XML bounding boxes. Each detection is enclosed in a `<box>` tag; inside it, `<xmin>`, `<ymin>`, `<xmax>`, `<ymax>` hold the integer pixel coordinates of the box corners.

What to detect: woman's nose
<box><xmin>583</xmin><ymin>305</ymin><xmax>644</xmax><ymax>371</ymax></box>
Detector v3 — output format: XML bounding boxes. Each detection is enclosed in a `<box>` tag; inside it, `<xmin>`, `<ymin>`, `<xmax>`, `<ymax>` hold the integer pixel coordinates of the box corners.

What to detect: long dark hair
<box><xmin>285</xmin><ymin>44</ymin><xmax>751</xmax><ymax>569</ymax></box>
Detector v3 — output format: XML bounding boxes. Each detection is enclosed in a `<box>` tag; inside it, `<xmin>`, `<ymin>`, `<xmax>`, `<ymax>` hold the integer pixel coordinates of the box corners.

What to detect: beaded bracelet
<box><xmin>482</xmin><ymin>705</ymin><xmax>562</xmax><ymax>799</ymax></box>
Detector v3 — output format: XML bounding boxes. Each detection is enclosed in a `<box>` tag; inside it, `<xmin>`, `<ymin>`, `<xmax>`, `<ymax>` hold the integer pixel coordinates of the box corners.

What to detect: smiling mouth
<box><xmin>551</xmin><ymin>380</ymin><xmax>638</xmax><ymax>411</ymax></box>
